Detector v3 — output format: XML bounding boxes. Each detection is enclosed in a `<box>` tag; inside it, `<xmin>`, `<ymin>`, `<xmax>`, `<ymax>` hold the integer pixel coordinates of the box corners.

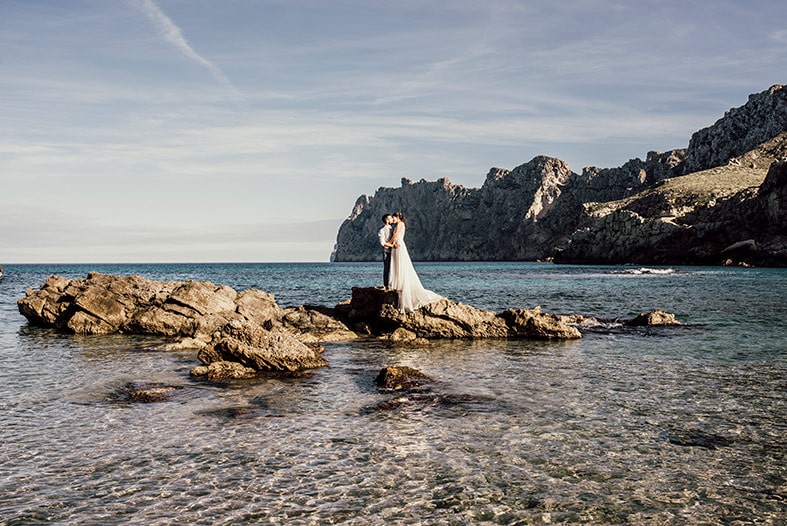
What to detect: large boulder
<box><xmin>339</xmin><ymin>286</ymin><xmax>399</xmax><ymax>322</ymax></box>
<box><xmin>500</xmin><ymin>307</ymin><xmax>583</xmax><ymax>339</ymax></box>
<box><xmin>379</xmin><ymin>299</ymin><xmax>509</xmax><ymax>339</ymax></box>
<box><xmin>197</xmin><ymin>320</ymin><xmax>328</xmax><ymax>373</ymax></box>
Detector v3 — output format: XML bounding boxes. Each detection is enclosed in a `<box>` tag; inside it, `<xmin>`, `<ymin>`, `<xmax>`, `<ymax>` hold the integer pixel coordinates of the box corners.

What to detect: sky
<box><xmin>2</xmin><ymin>0</ymin><xmax>786</xmax><ymax>263</ymax></box>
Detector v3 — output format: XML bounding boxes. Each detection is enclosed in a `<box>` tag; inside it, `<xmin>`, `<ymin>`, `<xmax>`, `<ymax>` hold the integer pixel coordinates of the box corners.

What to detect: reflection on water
<box><xmin>0</xmin><ymin>263</ymin><xmax>785</xmax><ymax>524</ymax></box>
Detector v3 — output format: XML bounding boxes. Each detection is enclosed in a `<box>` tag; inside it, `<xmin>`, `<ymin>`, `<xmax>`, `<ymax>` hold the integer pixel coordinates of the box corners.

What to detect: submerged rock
<box><xmin>659</xmin><ymin>429</ymin><xmax>733</xmax><ymax>449</ymax></box>
<box><xmin>113</xmin><ymin>382</ymin><xmax>182</xmax><ymax>403</ymax></box>
<box><xmin>375</xmin><ymin>366</ymin><xmax>433</xmax><ymax>390</ymax></box>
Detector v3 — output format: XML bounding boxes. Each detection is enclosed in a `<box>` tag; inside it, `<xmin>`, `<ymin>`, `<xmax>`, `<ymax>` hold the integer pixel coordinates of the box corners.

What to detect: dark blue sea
<box><xmin>0</xmin><ymin>262</ymin><xmax>785</xmax><ymax>525</ymax></box>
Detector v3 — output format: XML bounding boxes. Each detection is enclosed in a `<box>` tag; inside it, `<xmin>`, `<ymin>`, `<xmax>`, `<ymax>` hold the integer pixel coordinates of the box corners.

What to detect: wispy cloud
<box><xmin>130</xmin><ymin>0</ymin><xmax>243</xmax><ymax>99</ymax></box>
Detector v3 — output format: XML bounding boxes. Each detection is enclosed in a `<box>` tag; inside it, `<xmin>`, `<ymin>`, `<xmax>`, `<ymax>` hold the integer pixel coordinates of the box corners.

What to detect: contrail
<box><xmin>131</xmin><ymin>0</ymin><xmax>242</xmax><ymax>98</ymax></box>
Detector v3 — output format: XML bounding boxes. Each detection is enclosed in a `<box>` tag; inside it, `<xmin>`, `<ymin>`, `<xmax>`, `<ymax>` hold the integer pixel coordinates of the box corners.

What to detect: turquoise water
<box><xmin>0</xmin><ymin>263</ymin><xmax>785</xmax><ymax>524</ymax></box>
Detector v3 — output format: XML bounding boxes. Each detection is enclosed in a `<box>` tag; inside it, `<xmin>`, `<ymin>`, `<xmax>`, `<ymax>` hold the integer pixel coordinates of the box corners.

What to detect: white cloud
<box><xmin>129</xmin><ymin>0</ymin><xmax>243</xmax><ymax>100</ymax></box>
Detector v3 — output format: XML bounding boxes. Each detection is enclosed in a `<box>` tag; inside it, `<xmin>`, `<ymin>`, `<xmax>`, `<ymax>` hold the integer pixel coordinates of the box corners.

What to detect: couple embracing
<box><xmin>378</xmin><ymin>212</ymin><xmax>442</xmax><ymax>313</ymax></box>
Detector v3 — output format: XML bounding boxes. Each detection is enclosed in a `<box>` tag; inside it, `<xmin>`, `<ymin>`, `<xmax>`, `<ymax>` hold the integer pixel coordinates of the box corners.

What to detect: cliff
<box><xmin>333</xmin><ymin>85</ymin><xmax>787</xmax><ymax>266</ymax></box>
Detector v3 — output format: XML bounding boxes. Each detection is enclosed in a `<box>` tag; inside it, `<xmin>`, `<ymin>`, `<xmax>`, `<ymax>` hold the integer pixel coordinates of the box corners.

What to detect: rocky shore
<box><xmin>17</xmin><ymin>273</ymin><xmax>678</xmax><ymax>380</ymax></box>
<box><xmin>333</xmin><ymin>85</ymin><xmax>787</xmax><ymax>267</ymax></box>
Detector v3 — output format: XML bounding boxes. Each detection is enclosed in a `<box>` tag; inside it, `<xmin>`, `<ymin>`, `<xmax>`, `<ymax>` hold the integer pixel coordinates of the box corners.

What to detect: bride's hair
<box><xmin>393</xmin><ymin>212</ymin><xmax>407</xmax><ymax>226</ymax></box>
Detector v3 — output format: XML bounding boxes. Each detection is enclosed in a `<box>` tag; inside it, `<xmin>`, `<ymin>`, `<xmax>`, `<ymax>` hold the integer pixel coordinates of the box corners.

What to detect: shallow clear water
<box><xmin>0</xmin><ymin>263</ymin><xmax>785</xmax><ymax>524</ymax></box>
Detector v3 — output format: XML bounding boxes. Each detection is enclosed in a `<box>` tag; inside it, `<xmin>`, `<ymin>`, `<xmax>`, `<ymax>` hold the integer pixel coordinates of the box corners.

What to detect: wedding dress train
<box><xmin>389</xmin><ymin>225</ymin><xmax>442</xmax><ymax>312</ymax></box>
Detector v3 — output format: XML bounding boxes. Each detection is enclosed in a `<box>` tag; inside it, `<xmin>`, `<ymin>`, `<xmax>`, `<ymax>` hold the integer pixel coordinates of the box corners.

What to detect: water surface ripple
<box><xmin>0</xmin><ymin>263</ymin><xmax>784</xmax><ymax>524</ymax></box>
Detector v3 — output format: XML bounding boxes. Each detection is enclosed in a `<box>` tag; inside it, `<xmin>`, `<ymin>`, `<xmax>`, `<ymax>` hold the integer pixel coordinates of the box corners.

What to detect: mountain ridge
<box><xmin>333</xmin><ymin>85</ymin><xmax>787</xmax><ymax>266</ymax></box>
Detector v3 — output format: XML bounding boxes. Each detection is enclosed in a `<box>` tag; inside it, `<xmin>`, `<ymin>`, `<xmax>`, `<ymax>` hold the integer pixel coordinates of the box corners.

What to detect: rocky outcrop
<box><xmin>19</xmin><ymin>275</ymin><xmax>686</xmax><ymax>379</ymax></box>
<box><xmin>558</xmin><ymin>141</ymin><xmax>787</xmax><ymax>266</ymax></box>
<box><xmin>339</xmin><ymin>287</ymin><xmax>582</xmax><ymax>340</ymax></box>
<box><xmin>333</xmin><ymin>86</ymin><xmax>787</xmax><ymax>266</ymax></box>
<box><xmin>17</xmin><ymin>273</ymin><xmax>350</xmax><ymax>374</ymax></box>
<box><xmin>17</xmin><ymin>272</ymin><xmax>352</xmax><ymax>342</ymax></box>
<box><xmin>680</xmin><ymin>85</ymin><xmax>787</xmax><ymax>174</ymax></box>
<box><xmin>18</xmin><ymin>275</ymin><xmax>589</xmax><ymax>345</ymax></box>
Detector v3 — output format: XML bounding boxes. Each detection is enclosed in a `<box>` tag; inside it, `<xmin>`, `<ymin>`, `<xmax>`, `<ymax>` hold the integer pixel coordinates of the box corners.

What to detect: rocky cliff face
<box><xmin>333</xmin><ymin>85</ymin><xmax>787</xmax><ymax>266</ymax></box>
<box><xmin>679</xmin><ymin>85</ymin><xmax>787</xmax><ymax>174</ymax></box>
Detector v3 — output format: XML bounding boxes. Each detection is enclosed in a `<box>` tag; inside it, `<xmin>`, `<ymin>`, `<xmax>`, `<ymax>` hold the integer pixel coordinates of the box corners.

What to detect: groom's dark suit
<box><xmin>378</xmin><ymin>223</ymin><xmax>393</xmax><ymax>288</ymax></box>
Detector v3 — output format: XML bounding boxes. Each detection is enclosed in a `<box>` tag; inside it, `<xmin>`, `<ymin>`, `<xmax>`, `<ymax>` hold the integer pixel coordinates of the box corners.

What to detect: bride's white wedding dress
<box><xmin>389</xmin><ymin>224</ymin><xmax>442</xmax><ymax>312</ymax></box>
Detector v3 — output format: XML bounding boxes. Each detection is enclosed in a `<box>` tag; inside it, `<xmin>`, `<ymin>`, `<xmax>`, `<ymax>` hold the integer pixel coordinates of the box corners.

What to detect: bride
<box><xmin>387</xmin><ymin>212</ymin><xmax>443</xmax><ymax>312</ymax></box>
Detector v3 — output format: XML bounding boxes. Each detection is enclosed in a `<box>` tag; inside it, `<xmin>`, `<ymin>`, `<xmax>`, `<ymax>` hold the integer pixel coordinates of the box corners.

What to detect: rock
<box><xmin>115</xmin><ymin>382</ymin><xmax>181</xmax><ymax>403</ymax></box>
<box><xmin>342</xmin><ymin>287</ymin><xmax>399</xmax><ymax>322</ymax></box>
<box><xmin>500</xmin><ymin>307</ymin><xmax>583</xmax><ymax>339</ymax></box>
<box><xmin>235</xmin><ymin>289</ymin><xmax>283</xmax><ymax>328</ymax></box>
<box><xmin>17</xmin><ymin>277</ymin><xmax>69</xmax><ymax>327</ymax></box>
<box><xmin>375</xmin><ymin>366</ymin><xmax>433</xmax><ymax>390</ymax></box>
<box><xmin>159</xmin><ymin>337</ymin><xmax>207</xmax><ymax>351</ymax></box>
<box><xmin>379</xmin><ymin>299</ymin><xmax>509</xmax><ymax>339</ymax></box>
<box><xmin>388</xmin><ymin>327</ymin><xmax>418</xmax><ymax>341</ymax></box>
<box><xmin>198</xmin><ymin>320</ymin><xmax>328</xmax><ymax>372</ymax></box>
<box><xmin>659</xmin><ymin>429</ymin><xmax>733</xmax><ymax>449</ymax></box>
<box><xmin>17</xmin><ymin>273</ymin><xmax>358</xmax><ymax>345</ymax></box>
<box><xmin>18</xmin><ymin>273</ymin><xmax>181</xmax><ymax>335</ymax></box>
<box><xmin>680</xmin><ymin>85</ymin><xmax>787</xmax><ymax>174</ymax></box>
<box><xmin>759</xmin><ymin>160</ymin><xmax>787</xmax><ymax>235</ymax></box>
<box><xmin>384</xmin><ymin>327</ymin><xmax>431</xmax><ymax>346</ymax></box>
<box><xmin>19</xmin><ymin>275</ymin><xmax>679</xmax><ymax>378</ymax></box>
<box><xmin>165</xmin><ymin>280</ymin><xmax>237</xmax><ymax>317</ymax></box>
<box><xmin>344</xmin><ymin>287</ymin><xmax>580</xmax><ymax>340</ymax></box>
<box><xmin>124</xmin><ymin>305</ymin><xmax>192</xmax><ymax>337</ymax></box>
<box><xmin>625</xmin><ymin>310</ymin><xmax>680</xmax><ymax>326</ymax></box>
<box><xmin>190</xmin><ymin>360</ymin><xmax>258</xmax><ymax>380</ymax></box>
<box><xmin>277</xmin><ymin>306</ymin><xmax>358</xmax><ymax>343</ymax></box>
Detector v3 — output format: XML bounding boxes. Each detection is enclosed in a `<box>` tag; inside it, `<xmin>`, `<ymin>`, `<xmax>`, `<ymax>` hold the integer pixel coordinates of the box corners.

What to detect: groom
<box><xmin>378</xmin><ymin>214</ymin><xmax>394</xmax><ymax>289</ymax></box>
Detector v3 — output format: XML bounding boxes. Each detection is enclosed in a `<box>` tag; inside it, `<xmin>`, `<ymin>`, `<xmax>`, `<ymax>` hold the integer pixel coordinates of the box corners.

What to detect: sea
<box><xmin>0</xmin><ymin>262</ymin><xmax>784</xmax><ymax>525</ymax></box>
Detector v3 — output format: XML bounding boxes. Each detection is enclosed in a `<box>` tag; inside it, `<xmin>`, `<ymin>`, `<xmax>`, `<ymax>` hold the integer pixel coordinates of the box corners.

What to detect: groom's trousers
<box><xmin>383</xmin><ymin>250</ymin><xmax>391</xmax><ymax>288</ymax></box>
